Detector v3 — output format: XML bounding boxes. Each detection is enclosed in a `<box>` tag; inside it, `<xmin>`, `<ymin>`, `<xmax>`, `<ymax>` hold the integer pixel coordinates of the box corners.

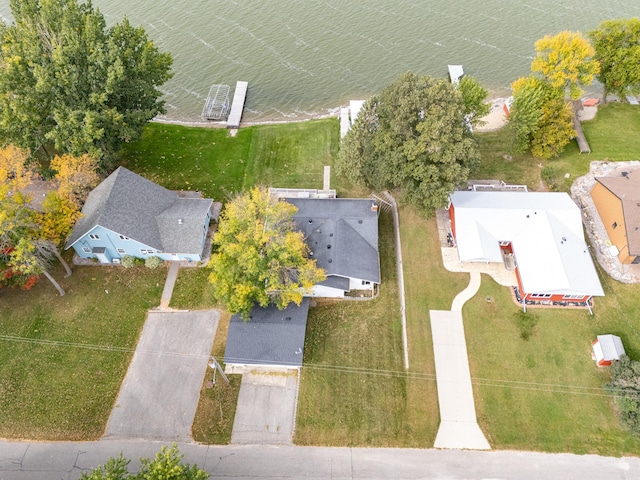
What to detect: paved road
<box><xmin>0</xmin><ymin>440</ymin><xmax>639</xmax><ymax>479</ymax></box>
<box><xmin>104</xmin><ymin>310</ymin><xmax>219</xmax><ymax>442</ymax></box>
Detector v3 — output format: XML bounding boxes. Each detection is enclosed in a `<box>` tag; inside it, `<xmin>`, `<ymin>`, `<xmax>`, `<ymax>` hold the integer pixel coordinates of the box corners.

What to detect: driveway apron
<box><xmin>231</xmin><ymin>369</ymin><xmax>299</xmax><ymax>445</ymax></box>
<box><xmin>104</xmin><ymin>310</ymin><xmax>219</xmax><ymax>441</ymax></box>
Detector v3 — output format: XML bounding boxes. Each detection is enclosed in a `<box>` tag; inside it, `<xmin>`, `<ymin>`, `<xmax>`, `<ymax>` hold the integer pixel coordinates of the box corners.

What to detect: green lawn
<box><xmin>0</xmin><ymin>262</ymin><xmax>163</xmax><ymax>440</ymax></box>
<box><xmin>295</xmin><ymin>210</ymin><xmax>415</xmax><ymax>446</ymax></box>
<box><xmin>464</xmin><ymin>273</ymin><xmax>640</xmax><ymax>455</ymax></box>
<box><xmin>120</xmin><ymin>120</ymin><xmax>341</xmax><ymax>201</ymax></box>
<box><xmin>476</xmin><ymin>103</ymin><xmax>640</xmax><ymax>192</ymax></box>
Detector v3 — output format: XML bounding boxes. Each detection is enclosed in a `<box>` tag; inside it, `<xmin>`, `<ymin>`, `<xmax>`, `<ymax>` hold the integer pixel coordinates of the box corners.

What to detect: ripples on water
<box><xmin>0</xmin><ymin>0</ymin><xmax>639</xmax><ymax>121</ymax></box>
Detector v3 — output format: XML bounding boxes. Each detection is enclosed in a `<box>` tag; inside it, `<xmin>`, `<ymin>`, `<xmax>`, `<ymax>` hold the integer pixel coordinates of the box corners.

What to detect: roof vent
<box><xmin>329</xmin><ymin>233</ymin><xmax>334</xmax><ymax>237</ymax></box>
<box><xmin>358</xmin><ymin>219</ymin><xmax>363</xmax><ymax>224</ymax></box>
<box><xmin>308</xmin><ymin>219</ymin><xmax>313</xmax><ymax>223</ymax></box>
<box><xmin>327</xmin><ymin>245</ymin><xmax>331</xmax><ymax>249</ymax></box>
<box><xmin>285</xmin><ymin>317</ymin><xmax>291</xmax><ymax>321</ymax></box>
<box><xmin>328</xmin><ymin>259</ymin><xmax>332</xmax><ymax>263</ymax></box>
<box><xmin>178</xmin><ymin>218</ymin><xmax>183</xmax><ymax>225</ymax></box>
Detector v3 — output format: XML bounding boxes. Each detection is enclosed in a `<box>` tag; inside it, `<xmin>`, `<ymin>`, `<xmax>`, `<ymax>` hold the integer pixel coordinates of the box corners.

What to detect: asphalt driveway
<box><xmin>103</xmin><ymin>310</ymin><xmax>219</xmax><ymax>441</ymax></box>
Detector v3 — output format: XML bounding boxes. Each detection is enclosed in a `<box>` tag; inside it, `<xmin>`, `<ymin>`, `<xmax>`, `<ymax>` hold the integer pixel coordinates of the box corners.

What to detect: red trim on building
<box><xmin>448</xmin><ymin>203</ymin><xmax>456</xmax><ymax>238</ymax></box>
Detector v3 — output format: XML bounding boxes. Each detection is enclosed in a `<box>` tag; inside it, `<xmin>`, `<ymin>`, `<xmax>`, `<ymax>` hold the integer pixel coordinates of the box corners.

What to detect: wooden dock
<box><xmin>572</xmin><ymin>100</ymin><xmax>591</xmax><ymax>154</ymax></box>
<box><xmin>226</xmin><ymin>81</ymin><xmax>248</xmax><ymax>129</ymax></box>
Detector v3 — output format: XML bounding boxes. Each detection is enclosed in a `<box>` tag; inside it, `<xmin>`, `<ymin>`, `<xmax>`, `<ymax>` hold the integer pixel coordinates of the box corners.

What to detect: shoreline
<box><xmin>153</xmin><ymin>97</ymin><xmax>511</xmax><ymax>131</ymax></box>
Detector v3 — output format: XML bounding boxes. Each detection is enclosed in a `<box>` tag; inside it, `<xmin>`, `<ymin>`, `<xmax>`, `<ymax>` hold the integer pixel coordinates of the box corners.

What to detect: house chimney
<box><xmin>323</xmin><ymin>166</ymin><xmax>331</xmax><ymax>191</ymax></box>
<box><xmin>371</xmin><ymin>203</ymin><xmax>378</xmax><ymax>212</ymax></box>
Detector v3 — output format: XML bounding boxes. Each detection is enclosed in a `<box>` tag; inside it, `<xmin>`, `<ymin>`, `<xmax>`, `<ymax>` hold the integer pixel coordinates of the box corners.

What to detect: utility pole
<box><xmin>208</xmin><ymin>356</ymin><xmax>230</xmax><ymax>385</ymax></box>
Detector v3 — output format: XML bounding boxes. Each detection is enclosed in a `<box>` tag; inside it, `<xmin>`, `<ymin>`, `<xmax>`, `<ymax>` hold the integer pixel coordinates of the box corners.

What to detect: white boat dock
<box><xmin>340</xmin><ymin>106</ymin><xmax>350</xmax><ymax>138</ymax></box>
<box><xmin>448</xmin><ymin>65</ymin><xmax>464</xmax><ymax>86</ymax></box>
<box><xmin>226</xmin><ymin>81</ymin><xmax>248</xmax><ymax>129</ymax></box>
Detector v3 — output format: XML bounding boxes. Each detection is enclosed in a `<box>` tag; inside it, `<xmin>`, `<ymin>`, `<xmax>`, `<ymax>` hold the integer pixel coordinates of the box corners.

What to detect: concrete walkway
<box><xmin>104</xmin><ymin>310</ymin><xmax>219</xmax><ymax>442</ymax></box>
<box><xmin>431</xmin><ymin>308</ymin><xmax>490</xmax><ymax>450</ymax></box>
<box><xmin>159</xmin><ymin>261</ymin><xmax>181</xmax><ymax>309</ymax></box>
<box><xmin>451</xmin><ymin>271</ymin><xmax>481</xmax><ymax>312</ymax></box>
<box><xmin>231</xmin><ymin>369</ymin><xmax>299</xmax><ymax>445</ymax></box>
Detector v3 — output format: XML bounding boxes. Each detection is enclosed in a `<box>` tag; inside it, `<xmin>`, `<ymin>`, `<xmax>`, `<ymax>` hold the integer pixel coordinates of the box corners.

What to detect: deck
<box><xmin>226</xmin><ymin>81</ymin><xmax>248</xmax><ymax>129</ymax></box>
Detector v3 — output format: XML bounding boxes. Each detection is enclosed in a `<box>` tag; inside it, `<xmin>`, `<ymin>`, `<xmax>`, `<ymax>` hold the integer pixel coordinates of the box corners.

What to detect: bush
<box><xmin>120</xmin><ymin>255</ymin><xmax>137</xmax><ymax>268</ymax></box>
<box><xmin>515</xmin><ymin>310</ymin><xmax>538</xmax><ymax>340</ymax></box>
<box><xmin>145</xmin><ymin>256</ymin><xmax>164</xmax><ymax>270</ymax></box>
<box><xmin>605</xmin><ymin>355</ymin><xmax>640</xmax><ymax>435</ymax></box>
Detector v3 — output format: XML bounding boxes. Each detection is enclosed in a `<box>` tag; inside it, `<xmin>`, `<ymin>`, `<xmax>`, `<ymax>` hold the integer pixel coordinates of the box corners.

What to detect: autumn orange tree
<box><xmin>208</xmin><ymin>187</ymin><xmax>325</xmax><ymax>318</ymax></box>
<box><xmin>0</xmin><ymin>146</ymin><xmax>100</xmax><ymax>294</ymax></box>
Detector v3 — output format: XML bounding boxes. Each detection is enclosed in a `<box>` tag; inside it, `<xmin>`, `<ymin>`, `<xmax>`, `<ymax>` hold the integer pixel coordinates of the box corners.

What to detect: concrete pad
<box><xmin>104</xmin><ymin>310</ymin><xmax>219</xmax><ymax>442</ymax></box>
<box><xmin>231</xmin><ymin>369</ymin><xmax>299</xmax><ymax>445</ymax></box>
<box><xmin>430</xmin><ymin>310</ymin><xmax>490</xmax><ymax>450</ymax></box>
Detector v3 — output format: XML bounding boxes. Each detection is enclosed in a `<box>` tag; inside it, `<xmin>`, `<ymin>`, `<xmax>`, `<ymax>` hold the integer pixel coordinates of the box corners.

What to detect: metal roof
<box><xmin>223</xmin><ymin>298</ymin><xmax>310</xmax><ymax>368</ymax></box>
<box><xmin>450</xmin><ymin>191</ymin><xmax>604</xmax><ymax>297</ymax></box>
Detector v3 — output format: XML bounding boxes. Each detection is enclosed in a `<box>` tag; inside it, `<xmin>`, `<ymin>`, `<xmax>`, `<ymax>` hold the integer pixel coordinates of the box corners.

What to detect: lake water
<box><xmin>1</xmin><ymin>1</ymin><xmax>638</xmax><ymax>122</ymax></box>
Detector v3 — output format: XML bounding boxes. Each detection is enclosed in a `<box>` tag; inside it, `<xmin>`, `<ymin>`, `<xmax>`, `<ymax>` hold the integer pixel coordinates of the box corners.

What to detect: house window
<box><xmin>530</xmin><ymin>293</ymin><xmax>552</xmax><ymax>298</ymax></box>
<box><xmin>612</xmin><ymin>222</ymin><xmax>618</xmax><ymax>229</ymax></box>
<box><xmin>119</xmin><ymin>235</ymin><xmax>129</xmax><ymax>240</ymax></box>
<box><xmin>362</xmin><ymin>281</ymin><xmax>371</xmax><ymax>286</ymax></box>
<box><xmin>117</xmin><ymin>248</ymin><xmax>126</xmax><ymax>254</ymax></box>
<box><xmin>89</xmin><ymin>234</ymin><xmax>100</xmax><ymax>240</ymax></box>
<box><xmin>140</xmin><ymin>249</ymin><xmax>154</xmax><ymax>255</ymax></box>
<box><xmin>563</xmin><ymin>294</ymin><xmax>585</xmax><ymax>300</ymax></box>
<box><xmin>82</xmin><ymin>247</ymin><xmax>91</xmax><ymax>253</ymax></box>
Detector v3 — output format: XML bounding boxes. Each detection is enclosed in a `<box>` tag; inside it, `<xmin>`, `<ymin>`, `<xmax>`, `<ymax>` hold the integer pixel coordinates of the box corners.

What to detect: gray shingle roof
<box><xmin>288</xmin><ymin>198</ymin><xmax>380</xmax><ymax>283</ymax></box>
<box><xmin>223</xmin><ymin>298</ymin><xmax>310</xmax><ymax>368</ymax></box>
<box><xmin>65</xmin><ymin>167</ymin><xmax>212</xmax><ymax>255</ymax></box>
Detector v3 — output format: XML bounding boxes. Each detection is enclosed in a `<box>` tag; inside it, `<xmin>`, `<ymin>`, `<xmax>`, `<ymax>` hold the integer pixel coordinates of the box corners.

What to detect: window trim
<box><xmin>89</xmin><ymin>234</ymin><xmax>100</xmax><ymax>240</ymax></box>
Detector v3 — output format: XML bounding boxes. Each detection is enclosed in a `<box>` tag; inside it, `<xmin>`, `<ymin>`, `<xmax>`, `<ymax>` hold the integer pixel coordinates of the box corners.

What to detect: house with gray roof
<box><xmin>65</xmin><ymin>167</ymin><xmax>214</xmax><ymax>264</ymax></box>
<box><xmin>288</xmin><ymin>197</ymin><xmax>381</xmax><ymax>297</ymax></box>
<box><xmin>224</xmin><ymin>298</ymin><xmax>310</xmax><ymax>371</ymax></box>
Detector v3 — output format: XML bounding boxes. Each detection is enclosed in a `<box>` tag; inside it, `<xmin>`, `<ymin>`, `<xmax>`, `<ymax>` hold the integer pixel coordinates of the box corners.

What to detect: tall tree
<box><xmin>508</xmin><ymin>75</ymin><xmax>574</xmax><ymax>159</ymax></box>
<box><xmin>589</xmin><ymin>18</ymin><xmax>640</xmax><ymax>101</ymax></box>
<box><xmin>209</xmin><ymin>187</ymin><xmax>325</xmax><ymax>319</ymax></box>
<box><xmin>0</xmin><ymin>0</ymin><xmax>172</xmax><ymax>168</ymax></box>
<box><xmin>458</xmin><ymin>75</ymin><xmax>491</xmax><ymax>127</ymax></box>
<box><xmin>531</xmin><ymin>31</ymin><xmax>599</xmax><ymax>100</ymax></box>
<box><xmin>336</xmin><ymin>72</ymin><xmax>480</xmax><ymax>212</ymax></box>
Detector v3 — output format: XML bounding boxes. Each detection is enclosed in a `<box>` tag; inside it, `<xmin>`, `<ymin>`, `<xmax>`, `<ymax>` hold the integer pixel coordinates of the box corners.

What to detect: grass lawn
<box><xmin>475</xmin><ymin>103</ymin><xmax>640</xmax><ymax>193</ymax></box>
<box><xmin>295</xmin><ymin>210</ymin><xmax>417</xmax><ymax>446</ymax></box>
<box><xmin>0</xmin><ymin>261</ymin><xmax>163</xmax><ymax>440</ymax></box>
<box><xmin>120</xmin><ymin>120</ymin><xmax>341</xmax><ymax>201</ymax></box>
<box><xmin>464</xmin><ymin>272</ymin><xmax>640</xmax><ymax>455</ymax></box>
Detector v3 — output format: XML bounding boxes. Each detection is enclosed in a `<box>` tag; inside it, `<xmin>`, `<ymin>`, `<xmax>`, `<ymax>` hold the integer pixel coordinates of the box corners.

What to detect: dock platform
<box><xmin>448</xmin><ymin>65</ymin><xmax>464</xmax><ymax>86</ymax></box>
<box><xmin>226</xmin><ymin>81</ymin><xmax>248</xmax><ymax>129</ymax></box>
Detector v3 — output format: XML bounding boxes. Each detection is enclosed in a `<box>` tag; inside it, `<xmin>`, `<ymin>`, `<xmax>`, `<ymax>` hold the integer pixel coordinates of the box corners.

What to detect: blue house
<box><xmin>65</xmin><ymin>167</ymin><xmax>214</xmax><ymax>264</ymax></box>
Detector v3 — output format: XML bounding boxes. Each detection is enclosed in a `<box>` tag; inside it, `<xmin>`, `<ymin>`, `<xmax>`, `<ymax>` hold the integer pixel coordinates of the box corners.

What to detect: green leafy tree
<box><xmin>209</xmin><ymin>187</ymin><xmax>325</xmax><ymax>318</ymax></box>
<box><xmin>0</xmin><ymin>0</ymin><xmax>172</xmax><ymax>168</ymax></box>
<box><xmin>80</xmin><ymin>445</ymin><xmax>208</xmax><ymax>480</ymax></box>
<box><xmin>337</xmin><ymin>72</ymin><xmax>480</xmax><ymax>212</ymax></box>
<box><xmin>457</xmin><ymin>75</ymin><xmax>491</xmax><ymax>127</ymax></box>
<box><xmin>589</xmin><ymin>18</ymin><xmax>640</xmax><ymax>101</ymax></box>
<box><xmin>605</xmin><ymin>355</ymin><xmax>640</xmax><ymax>435</ymax></box>
<box><xmin>509</xmin><ymin>75</ymin><xmax>574</xmax><ymax>159</ymax></box>
<box><xmin>531</xmin><ymin>30</ymin><xmax>599</xmax><ymax>100</ymax></box>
